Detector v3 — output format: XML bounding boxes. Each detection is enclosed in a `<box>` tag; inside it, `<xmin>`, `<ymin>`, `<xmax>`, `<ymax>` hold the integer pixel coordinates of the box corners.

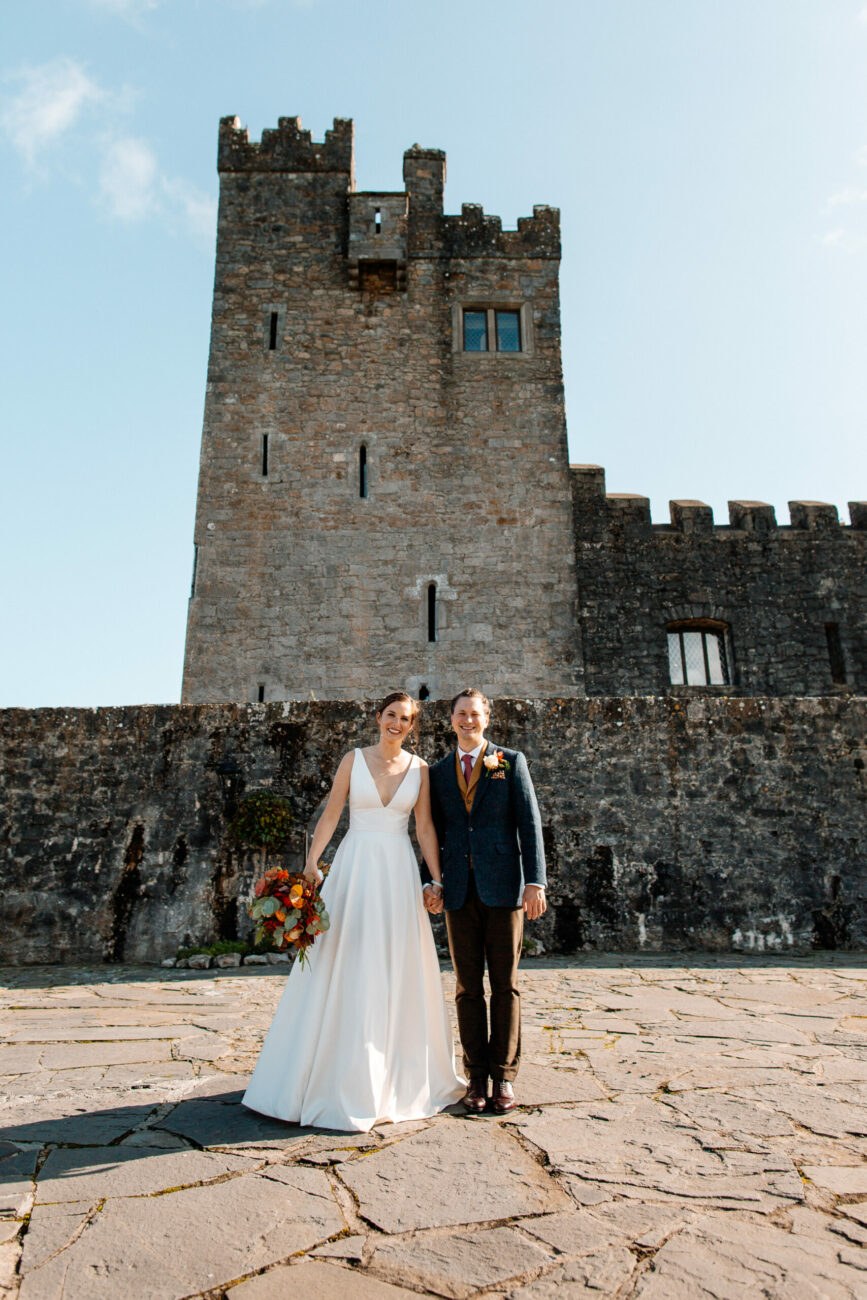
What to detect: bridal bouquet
<box><xmin>248</xmin><ymin>864</ymin><xmax>330</xmax><ymax>968</ymax></box>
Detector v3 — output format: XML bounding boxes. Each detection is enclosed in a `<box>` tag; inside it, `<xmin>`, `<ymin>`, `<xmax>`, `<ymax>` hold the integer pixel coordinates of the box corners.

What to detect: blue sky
<box><xmin>3</xmin><ymin>0</ymin><xmax>867</xmax><ymax>707</ymax></box>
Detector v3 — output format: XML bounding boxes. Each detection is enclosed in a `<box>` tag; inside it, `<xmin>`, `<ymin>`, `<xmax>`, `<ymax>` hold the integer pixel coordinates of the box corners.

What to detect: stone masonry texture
<box><xmin>182</xmin><ymin>116</ymin><xmax>581</xmax><ymax>703</ymax></box>
<box><xmin>0</xmin><ymin>697</ymin><xmax>863</xmax><ymax>965</ymax></box>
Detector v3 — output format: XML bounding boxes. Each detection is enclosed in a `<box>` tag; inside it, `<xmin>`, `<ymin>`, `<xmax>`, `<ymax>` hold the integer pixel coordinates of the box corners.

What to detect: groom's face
<box><xmin>451</xmin><ymin>696</ymin><xmax>488</xmax><ymax>751</ymax></box>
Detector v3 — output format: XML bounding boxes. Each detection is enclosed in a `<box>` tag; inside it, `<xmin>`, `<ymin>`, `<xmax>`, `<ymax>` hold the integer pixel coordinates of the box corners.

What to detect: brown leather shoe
<box><xmin>462</xmin><ymin>1078</ymin><xmax>488</xmax><ymax>1114</ymax></box>
<box><xmin>491</xmin><ymin>1080</ymin><xmax>516</xmax><ymax>1114</ymax></box>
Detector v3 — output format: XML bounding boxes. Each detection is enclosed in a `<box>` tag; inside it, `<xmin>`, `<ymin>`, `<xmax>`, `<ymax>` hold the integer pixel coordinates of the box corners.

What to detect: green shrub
<box><xmin>228</xmin><ymin>791</ymin><xmax>294</xmax><ymax>850</ymax></box>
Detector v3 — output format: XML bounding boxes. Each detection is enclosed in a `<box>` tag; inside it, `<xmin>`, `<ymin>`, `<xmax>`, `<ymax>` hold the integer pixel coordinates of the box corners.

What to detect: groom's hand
<box><xmin>522</xmin><ymin>885</ymin><xmax>546</xmax><ymax>921</ymax></box>
<box><xmin>423</xmin><ymin>885</ymin><xmax>444</xmax><ymax>914</ymax></box>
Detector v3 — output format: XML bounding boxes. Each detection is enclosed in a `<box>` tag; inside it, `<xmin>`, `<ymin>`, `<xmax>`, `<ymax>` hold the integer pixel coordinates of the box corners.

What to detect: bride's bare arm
<box><xmin>413</xmin><ymin>766</ymin><xmax>443</xmax><ymax>894</ymax></box>
<box><xmin>304</xmin><ymin>752</ymin><xmax>353</xmax><ymax>879</ymax></box>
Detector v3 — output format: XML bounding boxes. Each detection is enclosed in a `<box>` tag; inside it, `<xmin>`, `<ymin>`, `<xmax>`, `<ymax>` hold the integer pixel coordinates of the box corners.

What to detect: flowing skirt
<box><xmin>242</xmin><ymin>827</ymin><xmax>465</xmax><ymax>1131</ymax></box>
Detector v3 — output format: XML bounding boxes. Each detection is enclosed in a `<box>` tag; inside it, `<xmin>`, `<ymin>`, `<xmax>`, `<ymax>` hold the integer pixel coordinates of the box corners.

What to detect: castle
<box><xmin>181</xmin><ymin>115</ymin><xmax>865</xmax><ymax>704</ymax></box>
<box><xmin>1</xmin><ymin>116</ymin><xmax>865</xmax><ymax>964</ymax></box>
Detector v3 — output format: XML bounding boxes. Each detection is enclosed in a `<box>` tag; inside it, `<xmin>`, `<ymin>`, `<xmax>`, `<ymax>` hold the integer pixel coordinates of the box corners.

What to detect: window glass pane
<box><xmin>463</xmin><ymin>311</ymin><xmax>488</xmax><ymax>351</ymax></box>
<box><xmin>682</xmin><ymin>631</ymin><xmax>707</xmax><ymax>685</ymax></box>
<box><xmin>705</xmin><ymin>632</ymin><xmax>727</xmax><ymax>684</ymax></box>
<box><xmin>496</xmin><ymin>310</ymin><xmax>521</xmax><ymax>352</ymax></box>
<box><xmin>667</xmin><ymin>632</ymin><xmax>684</xmax><ymax>685</ymax></box>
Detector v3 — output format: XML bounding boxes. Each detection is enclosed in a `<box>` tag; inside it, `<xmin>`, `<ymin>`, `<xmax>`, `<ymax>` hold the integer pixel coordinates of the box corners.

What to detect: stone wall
<box><xmin>572</xmin><ymin>466</ymin><xmax>867</xmax><ymax>697</ymax></box>
<box><xmin>182</xmin><ymin>116</ymin><xmax>581</xmax><ymax>705</ymax></box>
<box><xmin>1</xmin><ymin>697</ymin><xmax>863</xmax><ymax>964</ymax></box>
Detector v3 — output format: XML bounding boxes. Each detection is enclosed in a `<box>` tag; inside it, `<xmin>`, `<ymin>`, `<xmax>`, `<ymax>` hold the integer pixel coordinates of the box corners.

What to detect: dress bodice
<box><xmin>349</xmin><ymin>749</ymin><xmax>420</xmax><ymax>834</ymax></box>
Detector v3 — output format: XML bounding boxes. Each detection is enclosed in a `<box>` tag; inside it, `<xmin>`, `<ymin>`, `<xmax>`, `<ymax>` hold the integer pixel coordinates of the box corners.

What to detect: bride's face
<box><xmin>377</xmin><ymin>702</ymin><xmax>415</xmax><ymax>743</ymax></box>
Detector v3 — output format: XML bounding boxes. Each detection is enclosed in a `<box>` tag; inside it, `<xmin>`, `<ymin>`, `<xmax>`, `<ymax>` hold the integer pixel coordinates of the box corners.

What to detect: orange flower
<box><xmin>274</xmin><ymin>909</ymin><xmax>286</xmax><ymax>923</ymax></box>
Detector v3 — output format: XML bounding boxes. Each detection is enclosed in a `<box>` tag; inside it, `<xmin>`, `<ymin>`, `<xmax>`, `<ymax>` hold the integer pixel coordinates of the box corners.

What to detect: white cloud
<box><xmin>3</xmin><ymin>56</ymin><xmax>215</xmax><ymax>244</ymax></box>
<box><xmin>824</xmin><ymin>186</ymin><xmax>867</xmax><ymax>213</ymax></box>
<box><xmin>859</xmin><ymin>5</ymin><xmax>867</xmax><ymax>27</ymax></box>
<box><xmin>1</xmin><ymin>57</ymin><xmax>103</xmax><ymax>164</ymax></box>
<box><xmin>162</xmin><ymin>176</ymin><xmax>218</xmax><ymax>241</ymax></box>
<box><xmin>99</xmin><ymin>136</ymin><xmax>159</xmax><ymax>219</ymax></box>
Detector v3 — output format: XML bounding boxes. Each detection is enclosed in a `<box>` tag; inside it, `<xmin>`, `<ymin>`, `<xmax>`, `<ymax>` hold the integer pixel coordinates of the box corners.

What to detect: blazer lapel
<box><xmin>468</xmin><ymin>741</ymin><xmax>497</xmax><ymax>815</ymax></box>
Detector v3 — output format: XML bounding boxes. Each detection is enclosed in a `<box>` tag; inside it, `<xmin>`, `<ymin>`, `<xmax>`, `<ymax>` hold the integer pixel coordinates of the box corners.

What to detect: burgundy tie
<box><xmin>462</xmin><ymin>753</ymin><xmax>474</xmax><ymax>784</ymax></box>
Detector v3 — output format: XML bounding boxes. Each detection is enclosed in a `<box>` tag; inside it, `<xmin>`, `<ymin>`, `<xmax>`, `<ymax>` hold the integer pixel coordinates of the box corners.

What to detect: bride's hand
<box><xmin>303</xmin><ymin>863</ymin><xmax>323</xmax><ymax>885</ymax></box>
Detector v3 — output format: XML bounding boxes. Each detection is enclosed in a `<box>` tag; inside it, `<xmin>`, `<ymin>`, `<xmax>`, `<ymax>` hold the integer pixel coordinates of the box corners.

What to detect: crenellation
<box><xmin>670</xmin><ymin>499</ymin><xmax>714</xmax><ymax>533</ymax></box>
<box><xmin>442</xmin><ymin>202</ymin><xmax>560</xmax><ymax>259</ymax></box>
<box><xmin>218</xmin><ymin>114</ymin><xmax>355</xmax><ymax>177</ymax></box>
<box><xmin>788</xmin><ymin>500</ymin><xmax>840</xmax><ymax>530</ymax></box>
<box><xmin>728</xmin><ymin>500</ymin><xmax>777</xmax><ymax>532</ymax></box>
<box><xmin>850</xmin><ymin>501</ymin><xmax>867</xmax><ymax>529</ymax></box>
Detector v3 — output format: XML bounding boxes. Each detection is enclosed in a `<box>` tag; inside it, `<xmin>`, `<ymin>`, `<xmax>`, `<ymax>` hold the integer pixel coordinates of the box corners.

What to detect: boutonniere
<box><xmin>483</xmin><ymin>751</ymin><xmax>510</xmax><ymax>780</ymax></box>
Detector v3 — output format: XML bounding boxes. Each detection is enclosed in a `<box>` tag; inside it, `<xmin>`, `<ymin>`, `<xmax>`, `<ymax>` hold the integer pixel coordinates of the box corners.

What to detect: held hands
<box><xmin>423</xmin><ymin>883</ymin><xmax>444</xmax><ymax>915</ymax></box>
<box><xmin>522</xmin><ymin>884</ymin><xmax>546</xmax><ymax>921</ymax></box>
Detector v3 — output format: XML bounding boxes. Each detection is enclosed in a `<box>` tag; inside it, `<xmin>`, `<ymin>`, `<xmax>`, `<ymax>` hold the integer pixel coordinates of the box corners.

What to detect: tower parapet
<box><xmin>217</xmin><ymin>115</ymin><xmax>355</xmax><ymax>179</ymax></box>
<box><xmin>443</xmin><ymin>203</ymin><xmax>560</xmax><ymax>259</ymax></box>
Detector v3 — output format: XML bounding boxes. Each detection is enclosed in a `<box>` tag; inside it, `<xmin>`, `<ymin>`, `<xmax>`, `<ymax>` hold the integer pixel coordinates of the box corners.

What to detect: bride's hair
<box><xmin>376</xmin><ymin>691</ymin><xmax>421</xmax><ymax>744</ymax></box>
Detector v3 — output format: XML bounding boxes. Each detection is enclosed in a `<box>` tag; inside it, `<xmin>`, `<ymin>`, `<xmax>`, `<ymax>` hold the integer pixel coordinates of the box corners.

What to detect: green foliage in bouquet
<box><xmin>228</xmin><ymin>790</ymin><xmax>294</xmax><ymax>851</ymax></box>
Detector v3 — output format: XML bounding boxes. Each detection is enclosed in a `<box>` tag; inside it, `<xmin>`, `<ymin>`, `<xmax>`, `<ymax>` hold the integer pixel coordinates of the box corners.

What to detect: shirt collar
<box><xmin>458</xmin><ymin>740</ymin><xmax>486</xmax><ymax>762</ymax></box>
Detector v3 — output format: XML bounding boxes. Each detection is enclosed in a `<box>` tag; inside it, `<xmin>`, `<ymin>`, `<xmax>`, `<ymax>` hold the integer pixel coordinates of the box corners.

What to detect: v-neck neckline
<box><xmin>359</xmin><ymin>749</ymin><xmax>414</xmax><ymax>809</ymax></box>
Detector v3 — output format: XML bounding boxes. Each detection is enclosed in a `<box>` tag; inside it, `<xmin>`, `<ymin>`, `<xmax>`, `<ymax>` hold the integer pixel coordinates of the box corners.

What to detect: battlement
<box><xmin>570</xmin><ymin>465</ymin><xmax>866</xmax><ymax>533</ymax></box>
<box><xmin>216</xmin><ymin>115</ymin><xmax>559</xmax><ymax>258</ymax></box>
<box><xmin>217</xmin><ymin>115</ymin><xmax>355</xmax><ymax>179</ymax></box>
<box><xmin>442</xmin><ymin>203</ymin><xmax>560</xmax><ymax>259</ymax></box>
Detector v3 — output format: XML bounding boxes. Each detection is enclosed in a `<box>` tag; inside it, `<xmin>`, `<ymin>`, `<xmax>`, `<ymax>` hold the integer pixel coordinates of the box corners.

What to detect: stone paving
<box><xmin>0</xmin><ymin>957</ymin><xmax>865</xmax><ymax>1299</ymax></box>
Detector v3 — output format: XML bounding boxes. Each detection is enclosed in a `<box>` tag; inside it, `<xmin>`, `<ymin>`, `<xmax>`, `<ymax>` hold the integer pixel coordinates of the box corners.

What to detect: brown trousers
<box><xmin>445</xmin><ymin>873</ymin><xmax>524</xmax><ymax>1083</ymax></box>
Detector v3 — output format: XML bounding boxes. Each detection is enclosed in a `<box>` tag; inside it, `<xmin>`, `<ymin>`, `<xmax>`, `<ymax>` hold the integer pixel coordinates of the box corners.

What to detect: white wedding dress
<box><xmin>242</xmin><ymin>749</ymin><xmax>465</xmax><ymax>1131</ymax></box>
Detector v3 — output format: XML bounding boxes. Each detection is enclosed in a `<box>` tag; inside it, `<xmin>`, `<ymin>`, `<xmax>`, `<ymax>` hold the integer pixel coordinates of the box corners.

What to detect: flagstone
<box><xmin>338</xmin><ymin>1118</ymin><xmax>570</xmax><ymax>1233</ymax></box>
<box><xmin>98</xmin><ymin>1060</ymin><xmax>198</xmax><ymax>1087</ymax></box>
<box><xmin>1</xmin><ymin>961</ymin><xmax>865</xmax><ymax>1297</ymax></box>
<box><xmin>40</xmin><ymin>1041</ymin><xmax>174</xmax><ymax>1070</ymax></box>
<box><xmin>801</xmin><ymin>1164</ymin><xmax>867</xmax><ymax>1196</ymax></box>
<box><xmin>521</xmin><ymin>1209</ymin><xmax>628</xmax><ymax>1256</ymax></box>
<box><xmin>507</xmin><ymin>1246</ymin><xmax>636</xmax><ymax>1297</ymax></box>
<box><xmin>19</xmin><ymin>1202</ymin><xmax>94</xmax><ymax>1273</ymax></box>
<box><xmin>659</xmin><ymin>1091</ymin><xmax>793</xmax><ymax>1137</ymax></box>
<box><xmin>0</xmin><ymin>1101</ymin><xmax>156</xmax><ymax>1146</ymax></box>
<box><xmin>513</xmin><ymin>1063</ymin><xmax>606</xmax><ymax>1105</ymax></box>
<box><xmin>35</xmin><ymin>1145</ymin><xmax>258</xmax><ymax>1202</ymax></box>
<box><xmin>632</xmin><ymin>1212</ymin><xmax>865</xmax><ymax>1299</ymax></box>
<box><xmin>18</xmin><ymin>1169</ymin><xmax>343</xmax><ymax>1300</ymax></box>
<box><xmin>0</xmin><ymin>1148</ymin><xmax>38</xmax><ymax>1217</ymax></box>
<box><xmin>586</xmin><ymin>1200</ymin><xmax>693</xmax><ymax>1249</ymax></box>
<box><xmin>737</xmin><ymin>1084</ymin><xmax>867</xmax><ymax>1138</ymax></box>
<box><xmin>170</xmin><ymin>1032</ymin><xmax>233</xmax><ymax>1061</ymax></box>
<box><xmin>6</xmin><ymin>1026</ymin><xmax>190</xmax><ymax>1043</ymax></box>
<box><xmin>158</xmin><ymin>1093</ymin><xmax>313</xmax><ymax>1149</ymax></box>
<box><xmin>231</xmin><ymin>1259</ymin><xmax>421</xmax><ymax>1299</ymax></box>
<box><xmin>370</xmin><ymin>1225</ymin><xmax>553</xmax><ymax>1298</ymax></box>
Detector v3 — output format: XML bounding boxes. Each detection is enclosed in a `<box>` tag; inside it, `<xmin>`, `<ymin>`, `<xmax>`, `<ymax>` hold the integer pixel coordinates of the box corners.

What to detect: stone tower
<box><xmin>181</xmin><ymin>115</ymin><xmax>582</xmax><ymax>703</ymax></box>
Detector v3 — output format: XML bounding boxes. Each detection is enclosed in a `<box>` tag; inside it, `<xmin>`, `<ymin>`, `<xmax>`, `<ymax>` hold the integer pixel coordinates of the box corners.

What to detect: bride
<box><xmin>242</xmin><ymin>691</ymin><xmax>466</xmax><ymax>1131</ymax></box>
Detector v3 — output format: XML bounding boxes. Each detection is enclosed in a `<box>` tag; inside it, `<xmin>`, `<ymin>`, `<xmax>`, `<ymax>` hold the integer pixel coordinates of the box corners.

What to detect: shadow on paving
<box><xmin>0</xmin><ymin>1087</ymin><xmax>345</xmax><ymax>1164</ymax></box>
<box><xmin>1</xmin><ymin>951</ymin><xmax>865</xmax><ymax>992</ymax></box>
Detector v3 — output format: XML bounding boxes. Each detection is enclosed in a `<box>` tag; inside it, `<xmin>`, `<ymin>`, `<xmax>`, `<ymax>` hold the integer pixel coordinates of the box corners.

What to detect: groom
<box><xmin>423</xmin><ymin>689</ymin><xmax>546</xmax><ymax>1114</ymax></box>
